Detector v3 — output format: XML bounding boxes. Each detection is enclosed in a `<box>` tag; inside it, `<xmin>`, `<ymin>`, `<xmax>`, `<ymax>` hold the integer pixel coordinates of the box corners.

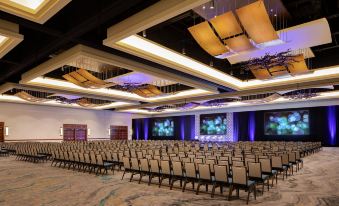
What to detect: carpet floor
<box><xmin>0</xmin><ymin>147</ymin><xmax>338</xmax><ymax>206</ymax></box>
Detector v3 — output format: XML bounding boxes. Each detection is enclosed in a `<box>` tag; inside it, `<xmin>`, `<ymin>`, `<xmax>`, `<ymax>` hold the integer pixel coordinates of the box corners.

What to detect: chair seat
<box><xmin>262</xmin><ymin>174</ymin><xmax>269</xmax><ymax>180</ymax></box>
<box><xmin>103</xmin><ymin>162</ymin><xmax>113</xmax><ymax>167</ymax></box>
<box><xmin>247</xmin><ymin>180</ymin><xmax>256</xmax><ymax>186</ymax></box>
<box><xmin>228</xmin><ymin>178</ymin><xmax>232</xmax><ymax>183</ymax></box>
<box><xmin>272</xmin><ymin>169</ymin><xmax>277</xmax><ymax>174</ymax></box>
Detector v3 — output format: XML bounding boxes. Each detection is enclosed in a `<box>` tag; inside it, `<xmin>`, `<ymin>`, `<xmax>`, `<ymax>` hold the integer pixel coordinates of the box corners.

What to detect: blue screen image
<box><xmin>264</xmin><ymin>110</ymin><xmax>310</xmax><ymax>135</ymax></box>
<box><xmin>200</xmin><ymin>114</ymin><xmax>227</xmax><ymax>135</ymax></box>
<box><xmin>152</xmin><ymin>119</ymin><xmax>174</xmax><ymax>136</ymax></box>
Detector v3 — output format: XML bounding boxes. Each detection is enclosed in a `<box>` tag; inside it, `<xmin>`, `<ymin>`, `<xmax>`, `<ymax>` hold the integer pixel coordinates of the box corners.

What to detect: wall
<box><xmin>236</xmin><ymin>106</ymin><xmax>339</xmax><ymax>146</ymax></box>
<box><xmin>132</xmin><ymin>115</ymin><xmax>195</xmax><ymax>140</ymax></box>
<box><xmin>0</xmin><ymin>102</ymin><xmax>147</xmax><ymax>142</ymax></box>
<box><xmin>150</xmin><ymin>104</ymin><xmax>339</xmax><ymax>146</ymax></box>
<box><xmin>133</xmin><ymin>111</ymin><xmax>234</xmax><ymax>141</ymax></box>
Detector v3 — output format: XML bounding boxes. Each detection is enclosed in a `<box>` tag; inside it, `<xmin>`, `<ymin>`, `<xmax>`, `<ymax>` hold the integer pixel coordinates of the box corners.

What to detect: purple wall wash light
<box><xmin>233</xmin><ymin>113</ymin><xmax>239</xmax><ymax>142</ymax></box>
<box><xmin>327</xmin><ymin>106</ymin><xmax>337</xmax><ymax>146</ymax></box>
<box><xmin>144</xmin><ymin>119</ymin><xmax>149</xmax><ymax>140</ymax></box>
<box><xmin>180</xmin><ymin>117</ymin><xmax>185</xmax><ymax>141</ymax></box>
<box><xmin>248</xmin><ymin>111</ymin><xmax>256</xmax><ymax>142</ymax></box>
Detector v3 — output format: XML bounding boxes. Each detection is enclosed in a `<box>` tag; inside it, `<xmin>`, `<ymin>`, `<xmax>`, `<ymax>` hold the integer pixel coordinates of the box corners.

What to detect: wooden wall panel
<box><xmin>0</xmin><ymin>122</ymin><xmax>4</xmax><ymax>142</ymax></box>
<box><xmin>110</xmin><ymin>125</ymin><xmax>128</xmax><ymax>140</ymax></box>
<box><xmin>63</xmin><ymin>124</ymin><xmax>87</xmax><ymax>141</ymax></box>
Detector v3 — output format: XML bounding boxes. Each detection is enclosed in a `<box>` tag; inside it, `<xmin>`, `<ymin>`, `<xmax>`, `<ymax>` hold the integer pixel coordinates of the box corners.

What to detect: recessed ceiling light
<box><xmin>10</xmin><ymin>0</ymin><xmax>45</xmax><ymax>10</ymax></box>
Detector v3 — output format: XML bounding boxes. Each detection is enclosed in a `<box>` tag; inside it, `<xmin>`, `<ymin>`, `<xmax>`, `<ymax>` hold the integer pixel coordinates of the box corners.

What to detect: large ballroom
<box><xmin>0</xmin><ymin>0</ymin><xmax>338</xmax><ymax>205</ymax></box>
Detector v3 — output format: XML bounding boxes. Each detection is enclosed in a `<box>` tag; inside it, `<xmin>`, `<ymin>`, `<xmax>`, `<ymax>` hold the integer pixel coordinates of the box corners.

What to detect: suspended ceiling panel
<box><xmin>227</xmin><ymin>18</ymin><xmax>331</xmax><ymax>64</ymax></box>
<box><xmin>107</xmin><ymin>71</ymin><xmax>176</xmax><ymax>86</ymax></box>
<box><xmin>0</xmin><ymin>19</ymin><xmax>23</xmax><ymax>59</ymax></box>
<box><xmin>0</xmin><ymin>0</ymin><xmax>71</xmax><ymax>24</ymax></box>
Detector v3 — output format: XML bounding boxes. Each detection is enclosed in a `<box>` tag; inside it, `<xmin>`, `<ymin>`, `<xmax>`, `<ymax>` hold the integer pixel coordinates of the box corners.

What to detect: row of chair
<box><xmin>51</xmin><ymin>150</ymin><xmax>114</xmax><ymax>175</ymax></box>
<box><xmin>120</xmin><ymin>153</ymin><xmax>301</xmax><ymax>204</ymax></box>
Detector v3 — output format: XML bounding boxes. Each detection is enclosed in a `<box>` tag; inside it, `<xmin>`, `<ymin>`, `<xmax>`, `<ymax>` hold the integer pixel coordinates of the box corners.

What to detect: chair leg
<box><xmin>148</xmin><ymin>174</ymin><xmax>152</xmax><ymax>186</ymax></box>
<box><xmin>159</xmin><ymin>176</ymin><xmax>163</xmax><ymax>188</ymax></box>
<box><xmin>182</xmin><ymin>180</ymin><xmax>187</xmax><ymax>192</ymax></box>
<box><xmin>130</xmin><ymin>173</ymin><xmax>134</xmax><ymax>182</ymax></box>
<box><xmin>211</xmin><ymin>183</ymin><xmax>216</xmax><ymax>198</ymax></box>
<box><xmin>254</xmin><ymin>185</ymin><xmax>257</xmax><ymax>200</ymax></box>
<box><xmin>262</xmin><ymin>182</ymin><xmax>264</xmax><ymax>194</ymax></box>
<box><xmin>122</xmin><ymin>171</ymin><xmax>126</xmax><ymax>180</ymax></box>
<box><xmin>170</xmin><ymin>178</ymin><xmax>175</xmax><ymax>190</ymax></box>
<box><xmin>138</xmin><ymin>174</ymin><xmax>143</xmax><ymax>184</ymax></box>
<box><xmin>247</xmin><ymin>190</ymin><xmax>250</xmax><ymax>204</ymax></box>
<box><xmin>228</xmin><ymin>185</ymin><xmax>233</xmax><ymax>201</ymax></box>
<box><xmin>196</xmin><ymin>182</ymin><xmax>201</xmax><ymax>195</ymax></box>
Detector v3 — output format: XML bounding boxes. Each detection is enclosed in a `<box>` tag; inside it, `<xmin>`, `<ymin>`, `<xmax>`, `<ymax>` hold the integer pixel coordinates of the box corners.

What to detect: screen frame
<box><xmin>199</xmin><ymin>113</ymin><xmax>227</xmax><ymax>135</ymax></box>
<box><xmin>264</xmin><ymin>109</ymin><xmax>310</xmax><ymax>136</ymax></box>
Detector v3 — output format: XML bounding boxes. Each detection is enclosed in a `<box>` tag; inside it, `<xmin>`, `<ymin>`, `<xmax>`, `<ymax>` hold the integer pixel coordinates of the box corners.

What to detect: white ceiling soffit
<box><xmin>0</xmin><ymin>0</ymin><xmax>71</xmax><ymax>24</ymax></box>
<box><xmin>0</xmin><ymin>19</ymin><xmax>24</xmax><ymax>59</ymax></box>
<box><xmin>20</xmin><ymin>44</ymin><xmax>217</xmax><ymax>92</ymax></box>
<box><xmin>226</xmin><ymin>18</ymin><xmax>331</xmax><ymax>64</ymax></box>
<box><xmin>107</xmin><ymin>71</ymin><xmax>176</xmax><ymax>86</ymax></box>
<box><xmin>105</xmin><ymin>0</ymin><xmax>210</xmax><ymax>43</ymax></box>
<box><xmin>150</xmin><ymin>97</ymin><xmax>339</xmax><ymax>117</ymax></box>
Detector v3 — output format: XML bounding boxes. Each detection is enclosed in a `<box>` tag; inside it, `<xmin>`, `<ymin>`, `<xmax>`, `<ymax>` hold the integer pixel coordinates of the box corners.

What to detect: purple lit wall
<box><xmin>135</xmin><ymin>122</ymin><xmax>140</xmax><ymax>140</ymax></box>
<box><xmin>144</xmin><ymin>119</ymin><xmax>149</xmax><ymax>140</ymax></box>
<box><xmin>190</xmin><ymin>115</ymin><xmax>195</xmax><ymax>140</ymax></box>
<box><xmin>180</xmin><ymin>117</ymin><xmax>185</xmax><ymax>141</ymax></box>
<box><xmin>327</xmin><ymin>106</ymin><xmax>337</xmax><ymax>146</ymax></box>
<box><xmin>248</xmin><ymin>111</ymin><xmax>255</xmax><ymax>142</ymax></box>
<box><xmin>233</xmin><ymin>113</ymin><xmax>239</xmax><ymax>142</ymax></box>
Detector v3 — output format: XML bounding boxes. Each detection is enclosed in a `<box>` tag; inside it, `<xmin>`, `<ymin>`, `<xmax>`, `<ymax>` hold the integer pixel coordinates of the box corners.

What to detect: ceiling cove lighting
<box><xmin>122</xmin><ymin>91</ymin><xmax>339</xmax><ymax>114</ymax></box>
<box><xmin>117</xmin><ymin>35</ymin><xmax>243</xmax><ymax>89</ymax></box>
<box><xmin>116</xmin><ymin>35</ymin><xmax>339</xmax><ymax>90</ymax></box>
<box><xmin>0</xmin><ymin>35</ymin><xmax>8</xmax><ymax>45</ymax></box>
<box><xmin>10</xmin><ymin>0</ymin><xmax>45</xmax><ymax>10</ymax></box>
<box><xmin>28</xmin><ymin>77</ymin><xmax>211</xmax><ymax>102</ymax></box>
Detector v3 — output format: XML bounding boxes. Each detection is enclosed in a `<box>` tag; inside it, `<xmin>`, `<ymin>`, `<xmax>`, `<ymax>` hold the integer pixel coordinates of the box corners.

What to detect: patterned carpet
<box><xmin>0</xmin><ymin>148</ymin><xmax>339</xmax><ymax>206</ymax></box>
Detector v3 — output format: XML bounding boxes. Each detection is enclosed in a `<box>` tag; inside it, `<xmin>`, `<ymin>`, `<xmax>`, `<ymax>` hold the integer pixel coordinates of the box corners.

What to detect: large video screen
<box><xmin>152</xmin><ymin>118</ymin><xmax>174</xmax><ymax>136</ymax></box>
<box><xmin>200</xmin><ymin>113</ymin><xmax>227</xmax><ymax>135</ymax></box>
<box><xmin>264</xmin><ymin>110</ymin><xmax>310</xmax><ymax>135</ymax></box>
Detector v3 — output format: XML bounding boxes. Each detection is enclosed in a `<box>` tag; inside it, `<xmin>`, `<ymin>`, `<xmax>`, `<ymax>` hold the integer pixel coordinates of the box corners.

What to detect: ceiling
<box><xmin>0</xmin><ymin>0</ymin><xmax>338</xmax><ymax>114</ymax></box>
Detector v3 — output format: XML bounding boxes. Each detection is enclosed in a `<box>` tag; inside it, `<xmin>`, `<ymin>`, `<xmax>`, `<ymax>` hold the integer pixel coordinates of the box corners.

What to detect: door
<box><xmin>63</xmin><ymin>124</ymin><xmax>87</xmax><ymax>141</ymax></box>
<box><xmin>0</xmin><ymin>122</ymin><xmax>4</xmax><ymax>142</ymax></box>
<box><xmin>110</xmin><ymin>125</ymin><xmax>128</xmax><ymax>140</ymax></box>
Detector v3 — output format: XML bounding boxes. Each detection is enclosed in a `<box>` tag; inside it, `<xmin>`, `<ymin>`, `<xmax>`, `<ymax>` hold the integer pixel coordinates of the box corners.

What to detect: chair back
<box><xmin>248</xmin><ymin>162</ymin><xmax>262</xmax><ymax>178</ymax></box>
<box><xmin>96</xmin><ymin>154</ymin><xmax>104</xmax><ymax>165</ymax></box>
<box><xmin>150</xmin><ymin>159</ymin><xmax>160</xmax><ymax>173</ymax></box>
<box><xmin>214</xmin><ymin>165</ymin><xmax>228</xmax><ymax>182</ymax></box>
<box><xmin>123</xmin><ymin>157</ymin><xmax>131</xmax><ymax>169</ymax></box>
<box><xmin>259</xmin><ymin>158</ymin><xmax>272</xmax><ymax>173</ymax></box>
<box><xmin>184</xmin><ymin>162</ymin><xmax>197</xmax><ymax>178</ymax></box>
<box><xmin>160</xmin><ymin>160</ymin><xmax>171</xmax><ymax>175</ymax></box>
<box><xmin>198</xmin><ymin>163</ymin><xmax>211</xmax><ymax>180</ymax></box>
<box><xmin>131</xmin><ymin>158</ymin><xmax>140</xmax><ymax>170</ymax></box>
<box><xmin>282</xmin><ymin>154</ymin><xmax>289</xmax><ymax>164</ymax></box>
<box><xmin>172</xmin><ymin>161</ymin><xmax>183</xmax><ymax>176</ymax></box>
<box><xmin>288</xmin><ymin>152</ymin><xmax>296</xmax><ymax>162</ymax></box>
<box><xmin>232</xmin><ymin>166</ymin><xmax>247</xmax><ymax>185</ymax></box>
<box><xmin>140</xmin><ymin>158</ymin><xmax>150</xmax><ymax>172</ymax></box>
<box><xmin>232</xmin><ymin>160</ymin><xmax>244</xmax><ymax>167</ymax></box>
<box><xmin>272</xmin><ymin>156</ymin><xmax>283</xmax><ymax>168</ymax></box>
